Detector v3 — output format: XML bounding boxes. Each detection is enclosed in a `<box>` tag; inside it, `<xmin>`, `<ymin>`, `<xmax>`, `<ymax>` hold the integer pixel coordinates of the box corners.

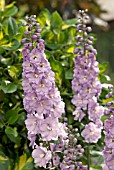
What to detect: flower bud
<box><xmin>87</xmin><ymin>27</ymin><xmax>92</xmax><ymax>32</ymax></box>
<box><xmin>76</xmin><ymin>42</ymin><xmax>81</xmax><ymax>46</ymax></box>
<box><xmin>106</xmin><ymin>102</ymin><xmax>113</xmax><ymax>107</ymax></box>
<box><xmin>35</xmin><ymin>28</ymin><xmax>42</xmax><ymax>33</ymax></box>
<box><xmin>36</xmin><ymin>33</ymin><xmax>41</xmax><ymax>38</ymax></box>
<box><xmin>31</xmin><ymin>34</ymin><xmax>37</xmax><ymax>41</ymax></box>
<box><xmin>21</xmin><ymin>38</ymin><xmax>27</xmax><ymax>44</ymax></box>
<box><xmin>75</xmin><ymin>36</ymin><xmax>81</xmax><ymax>40</ymax></box>
<box><xmin>22</xmin><ymin>22</ymin><xmax>27</xmax><ymax>26</ymax></box>
<box><xmin>24</xmin><ymin>31</ymin><xmax>30</xmax><ymax>35</ymax></box>
<box><xmin>89</xmin><ymin>36</ymin><xmax>94</xmax><ymax>41</ymax></box>
<box><xmin>77</xmin><ymin>161</ymin><xmax>82</xmax><ymax>166</ymax></box>
<box><xmin>78</xmin><ymin>30</ymin><xmax>82</xmax><ymax>33</ymax></box>
<box><xmin>28</xmin><ymin>25</ymin><xmax>33</xmax><ymax>31</ymax></box>
<box><xmin>74</xmin><ymin>48</ymin><xmax>80</xmax><ymax>54</ymax></box>
<box><xmin>34</xmin><ymin>23</ymin><xmax>40</xmax><ymax>27</ymax></box>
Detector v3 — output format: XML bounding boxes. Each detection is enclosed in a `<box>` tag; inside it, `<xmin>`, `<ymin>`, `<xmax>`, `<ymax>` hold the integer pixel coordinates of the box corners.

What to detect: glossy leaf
<box><xmin>1</xmin><ymin>81</ymin><xmax>17</xmax><ymax>93</ymax></box>
<box><xmin>14</xmin><ymin>154</ymin><xmax>33</xmax><ymax>170</ymax></box>
<box><xmin>4</xmin><ymin>5</ymin><xmax>18</xmax><ymax>17</ymax></box>
<box><xmin>7</xmin><ymin>65</ymin><xmax>19</xmax><ymax>78</ymax></box>
<box><xmin>65</xmin><ymin>70</ymin><xmax>73</xmax><ymax>79</ymax></box>
<box><xmin>2</xmin><ymin>39</ymin><xmax>20</xmax><ymax>50</ymax></box>
<box><xmin>5</xmin><ymin>109</ymin><xmax>19</xmax><ymax>125</ymax></box>
<box><xmin>49</xmin><ymin>56</ymin><xmax>63</xmax><ymax>75</ymax></box>
<box><xmin>99</xmin><ymin>62</ymin><xmax>108</xmax><ymax>74</ymax></box>
<box><xmin>17</xmin><ymin>112</ymin><xmax>26</xmax><ymax>126</ymax></box>
<box><xmin>8</xmin><ymin>17</ymin><xmax>18</xmax><ymax>36</ymax></box>
<box><xmin>37</xmin><ymin>8</ymin><xmax>51</xmax><ymax>26</ymax></box>
<box><xmin>5</xmin><ymin>127</ymin><xmax>21</xmax><ymax>144</ymax></box>
<box><xmin>5</xmin><ymin>126</ymin><xmax>21</xmax><ymax>144</ymax></box>
<box><xmin>62</xmin><ymin>18</ymin><xmax>78</xmax><ymax>29</ymax></box>
<box><xmin>5</xmin><ymin>127</ymin><xmax>18</xmax><ymax>137</ymax></box>
<box><xmin>0</xmin><ymin>151</ymin><xmax>10</xmax><ymax>170</ymax></box>
<box><xmin>49</xmin><ymin>57</ymin><xmax>64</xmax><ymax>85</ymax></box>
<box><xmin>90</xmin><ymin>151</ymin><xmax>104</xmax><ymax>169</ymax></box>
<box><xmin>51</xmin><ymin>11</ymin><xmax>62</xmax><ymax>32</ymax></box>
<box><xmin>64</xmin><ymin>18</ymin><xmax>78</xmax><ymax>25</ymax></box>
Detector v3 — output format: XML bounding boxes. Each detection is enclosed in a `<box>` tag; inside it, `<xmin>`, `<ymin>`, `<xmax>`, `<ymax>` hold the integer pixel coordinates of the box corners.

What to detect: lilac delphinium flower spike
<box><xmin>71</xmin><ymin>10</ymin><xmax>104</xmax><ymax>169</ymax></box>
<box><xmin>103</xmin><ymin>88</ymin><xmax>114</xmax><ymax>170</ymax></box>
<box><xmin>21</xmin><ymin>15</ymin><xmax>66</xmax><ymax>168</ymax></box>
<box><xmin>72</xmin><ymin>10</ymin><xmax>104</xmax><ymax>144</ymax></box>
<box><xmin>50</xmin><ymin>121</ymin><xmax>87</xmax><ymax>170</ymax></box>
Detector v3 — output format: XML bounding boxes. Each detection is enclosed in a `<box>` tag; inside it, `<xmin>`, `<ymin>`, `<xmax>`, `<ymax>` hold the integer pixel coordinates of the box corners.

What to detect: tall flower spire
<box><xmin>71</xmin><ymin>10</ymin><xmax>104</xmax><ymax>168</ymax></box>
<box><xmin>103</xmin><ymin>87</ymin><xmax>114</xmax><ymax>170</ymax></box>
<box><xmin>72</xmin><ymin>9</ymin><xmax>104</xmax><ymax>143</ymax></box>
<box><xmin>21</xmin><ymin>15</ymin><xmax>66</xmax><ymax>168</ymax></box>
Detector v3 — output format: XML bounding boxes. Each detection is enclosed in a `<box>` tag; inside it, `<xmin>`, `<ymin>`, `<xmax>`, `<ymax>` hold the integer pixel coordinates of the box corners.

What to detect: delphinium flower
<box><xmin>72</xmin><ymin>10</ymin><xmax>104</xmax><ymax>143</ymax></box>
<box><xmin>21</xmin><ymin>15</ymin><xmax>66</xmax><ymax>168</ymax></box>
<box><xmin>71</xmin><ymin>10</ymin><xmax>104</xmax><ymax>168</ymax></box>
<box><xmin>50</xmin><ymin>122</ymin><xmax>87</xmax><ymax>170</ymax></box>
<box><xmin>103</xmin><ymin>87</ymin><xmax>114</xmax><ymax>170</ymax></box>
<box><xmin>60</xmin><ymin>125</ymin><xmax>87</xmax><ymax>170</ymax></box>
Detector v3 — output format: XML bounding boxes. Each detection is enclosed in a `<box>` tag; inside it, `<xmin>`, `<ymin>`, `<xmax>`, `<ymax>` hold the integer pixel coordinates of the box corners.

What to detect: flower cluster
<box><xmin>71</xmin><ymin>10</ymin><xmax>104</xmax><ymax>143</ymax></box>
<box><xmin>21</xmin><ymin>15</ymin><xmax>66</xmax><ymax>168</ymax></box>
<box><xmin>103</xmin><ymin>87</ymin><xmax>114</xmax><ymax>170</ymax></box>
<box><xmin>50</xmin><ymin>124</ymin><xmax>87</xmax><ymax>170</ymax></box>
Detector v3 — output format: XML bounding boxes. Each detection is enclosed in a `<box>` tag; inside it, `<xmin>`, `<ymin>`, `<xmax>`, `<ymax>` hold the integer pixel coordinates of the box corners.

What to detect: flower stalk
<box><xmin>21</xmin><ymin>15</ymin><xmax>66</xmax><ymax>168</ymax></box>
<box><xmin>72</xmin><ymin>10</ymin><xmax>104</xmax><ymax>169</ymax></box>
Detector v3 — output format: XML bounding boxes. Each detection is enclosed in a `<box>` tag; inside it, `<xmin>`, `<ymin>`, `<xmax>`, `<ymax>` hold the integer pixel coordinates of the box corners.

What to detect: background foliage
<box><xmin>5</xmin><ymin>0</ymin><xmax>104</xmax><ymax>18</ymax></box>
<box><xmin>5</xmin><ymin>0</ymin><xmax>114</xmax><ymax>83</ymax></box>
<box><xmin>0</xmin><ymin>1</ymin><xmax>113</xmax><ymax>170</ymax></box>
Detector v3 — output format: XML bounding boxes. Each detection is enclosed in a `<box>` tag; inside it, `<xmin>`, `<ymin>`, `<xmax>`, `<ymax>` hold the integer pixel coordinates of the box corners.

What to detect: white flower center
<box><xmin>47</xmin><ymin>125</ymin><xmax>52</xmax><ymax>131</ymax></box>
<box><xmin>39</xmin><ymin>153</ymin><xmax>45</xmax><ymax>158</ymax></box>
<box><xmin>90</xmin><ymin>131</ymin><xmax>94</xmax><ymax>136</ymax></box>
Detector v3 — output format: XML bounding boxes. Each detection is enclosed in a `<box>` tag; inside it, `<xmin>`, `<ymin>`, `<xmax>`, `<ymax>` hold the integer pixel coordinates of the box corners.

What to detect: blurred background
<box><xmin>5</xmin><ymin>0</ymin><xmax>114</xmax><ymax>83</ymax></box>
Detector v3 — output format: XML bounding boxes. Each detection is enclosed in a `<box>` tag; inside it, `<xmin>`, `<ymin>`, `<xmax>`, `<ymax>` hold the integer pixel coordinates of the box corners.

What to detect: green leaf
<box><xmin>65</xmin><ymin>70</ymin><xmax>73</xmax><ymax>79</ymax></box>
<box><xmin>49</xmin><ymin>57</ymin><xmax>63</xmax><ymax>85</ymax></box>
<box><xmin>0</xmin><ymin>34</ymin><xmax>9</xmax><ymax>45</ymax></box>
<box><xmin>5</xmin><ymin>126</ymin><xmax>21</xmax><ymax>144</ymax></box>
<box><xmin>99</xmin><ymin>74</ymin><xmax>111</xmax><ymax>83</ymax></box>
<box><xmin>17</xmin><ymin>112</ymin><xmax>26</xmax><ymax>126</ymax></box>
<box><xmin>14</xmin><ymin>154</ymin><xmax>33</xmax><ymax>170</ymax></box>
<box><xmin>51</xmin><ymin>11</ymin><xmax>62</xmax><ymax>32</ymax></box>
<box><xmin>90</xmin><ymin>151</ymin><xmax>104</xmax><ymax>169</ymax></box>
<box><xmin>49</xmin><ymin>57</ymin><xmax>63</xmax><ymax>75</ymax></box>
<box><xmin>2</xmin><ymin>39</ymin><xmax>20</xmax><ymax>51</ymax></box>
<box><xmin>68</xmin><ymin>112</ymin><xmax>74</xmax><ymax>124</ymax></box>
<box><xmin>57</xmin><ymin>31</ymin><xmax>68</xmax><ymax>45</ymax></box>
<box><xmin>64</xmin><ymin>18</ymin><xmax>78</xmax><ymax>25</ymax></box>
<box><xmin>45</xmin><ymin>42</ymin><xmax>61</xmax><ymax>50</ymax></box>
<box><xmin>5</xmin><ymin>127</ymin><xmax>18</xmax><ymax>138</ymax></box>
<box><xmin>99</xmin><ymin>62</ymin><xmax>108</xmax><ymax>74</ymax></box>
<box><xmin>1</xmin><ymin>81</ymin><xmax>17</xmax><ymax>93</ymax></box>
<box><xmin>67</xmin><ymin>26</ymin><xmax>76</xmax><ymax>43</ymax></box>
<box><xmin>4</xmin><ymin>5</ymin><xmax>18</xmax><ymax>17</ymax></box>
<box><xmin>8</xmin><ymin>65</ymin><xmax>19</xmax><ymax>78</ymax></box>
<box><xmin>37</xmin><ymin>8</ymin><xmax>51</xmax><ymax>26</ymax></box>
<box><xmin>0</xmin><ymin>0</ymin><xmax>5</xmax><ymax>11</ymax></box>
<box><xmin>8</xmin><ymin>17</ymin><xmax>18</xmax><ymax>36</ymax></box>
<box><xmin>5</xmin><ymin>109</ymin><xmax>19</xmax><ymax>125</ymax></box>
<box><xmin>101</xmin><ymin>114</ymin><xmax>110</xmax><ymax>122</ymax></box>
<box><xmin>0</xmin><ymin>27</ymin><xmax>3</xmax><ymax>39</ymax></box>
<box><xmin>62</xmin><ymin>18</ymin><xmax>78</xmax><ymax>29</ymax></box>
<box><xmin>0</xmin><ymin>56</ymin><xmax>11</xmax><ymax>65</ymax></box>
<box><xmin>0</xmin><ymin>151</ymin><xmax>10</xmax><ymax>170</ymax></box>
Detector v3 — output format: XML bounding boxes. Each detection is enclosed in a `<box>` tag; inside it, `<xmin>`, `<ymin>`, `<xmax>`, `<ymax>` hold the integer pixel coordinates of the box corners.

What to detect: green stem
<box><xmin>86</xmin><ymin>104</ymin><xmax>90</xmax><ymax>170</ymax></box>
<box><xmin>48</xmin><ymin>142</ymin><xmax>54</xmax><ymax>168</ymax></box>
<box><xmin>87</xmin><ymin>143</ymin><xmax>90</xmax><ymax>170</ymax></box>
